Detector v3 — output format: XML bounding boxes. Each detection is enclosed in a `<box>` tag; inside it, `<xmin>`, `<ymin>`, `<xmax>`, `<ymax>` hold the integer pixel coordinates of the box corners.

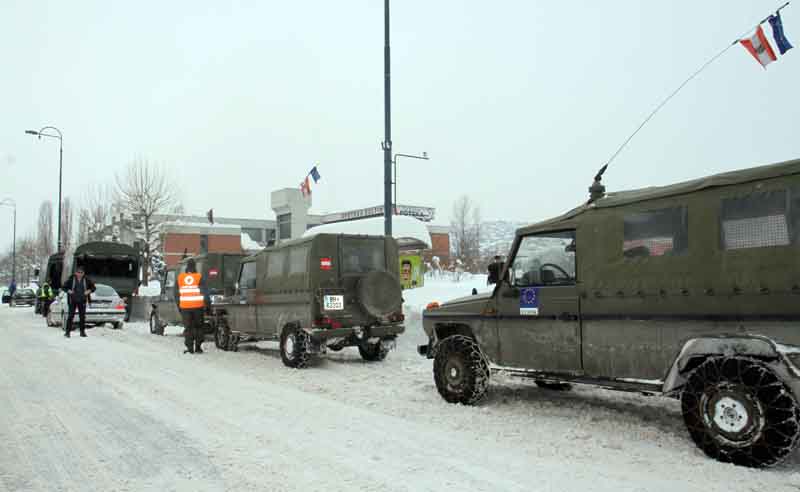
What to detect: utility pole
<box><xmin>382</xmin><ymin>0</ymin><xmax>393</xmax><ymax>236</ymax></box>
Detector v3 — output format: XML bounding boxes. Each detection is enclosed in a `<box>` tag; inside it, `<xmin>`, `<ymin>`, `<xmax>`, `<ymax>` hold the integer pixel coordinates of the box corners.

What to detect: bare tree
<box><xmin>451</xmin><ymin>195</ymin><xmax>471</xmax><ymax>261</ymax></box>
<box><xmin>471</xmin><ymin>204</ymin><xmax>482</xmax><ymax>269</ymax></box>
<box><xmin>36</xmin><ymin>201</ymin><xmax>54</xmax><ymax>262</ymax></box>
<box><xmin>115</xmin><ymin>159</ymin><xmax>180</xmax><ymax>282</ymax></box>
<box><xmin>60</xmin><ymin>197</ymin><xmax>74</xmax><ymax>250</ymax></box>
<box><xmin>78</xmin><ymin>183</ymin><xmax>115</xmax><ymax>242</ymax></box>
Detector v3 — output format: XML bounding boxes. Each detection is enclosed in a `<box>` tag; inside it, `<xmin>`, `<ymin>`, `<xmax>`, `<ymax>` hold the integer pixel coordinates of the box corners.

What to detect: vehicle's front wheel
<box><xmin>112</xmin><ymin>322</ymin><xmax>123</xmax><ymax>330</ymax></box>
<box><xmin>681</xmin><ymin>356</ymin><xmax>800</xmax><ymax>468</ymax></box>
<box><xmin>280</xmin><ymin>325</ymin><xmax>310</xmax><ymax>369</ymax></box>
<box><xmin>149</xmin><ymin>312</ymin><xmax>161</xmax><ymax>335</ymax></box>
<box><xmin>433</xmin><ymin>335</ymin><xmax>490</xmax><ymax>405</ymax></box>
<box><xmin>358</xmin><ymin>340</ymin><xmax>389</xmax><ymax>361</ymax></box>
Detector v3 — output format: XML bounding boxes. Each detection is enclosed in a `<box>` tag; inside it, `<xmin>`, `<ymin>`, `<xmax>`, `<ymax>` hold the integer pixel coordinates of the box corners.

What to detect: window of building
<box><xmin>239</xmin><ymin>262</ymin><xmax>257</xmax><ymax>290</ymax></box>
<box><xmin>721</xmin><ymin>190</ymin><xmax>789</xmax><ymax>250</ymax></box>
<box><xmin>278</xmin><ymin>214</ymin><xmax>291</xmax><ymax>240</ymax></box>
<box><xmin>289</xmin><ymin>246</ymin><xmax>309</xmax><ymax>275</ymax></box>
<box><xmin>510</xmin><ymin>231</ymin><xmax>576</xmax><ymax>287</ymax></box>
<box><xmin>623</xmin><ymin>207</ymin><xmax>688</xmax><ymax>258</ymax></box>
<box><xmin>200</xmin><ymin>234</ymin><xmax>209</xmax><ymax>254</ymax></box>
<box><xmin>267</xmin><ymin>250</ymin><xmax>287</xmax><ymax>278</ymax></box>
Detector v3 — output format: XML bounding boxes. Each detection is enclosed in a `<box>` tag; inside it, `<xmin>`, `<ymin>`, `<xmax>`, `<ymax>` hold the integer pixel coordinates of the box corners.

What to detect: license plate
<box><xmin>323</xmin><ymin>295</ymin><xmax>344</xmax><ymax>311</ymax></box>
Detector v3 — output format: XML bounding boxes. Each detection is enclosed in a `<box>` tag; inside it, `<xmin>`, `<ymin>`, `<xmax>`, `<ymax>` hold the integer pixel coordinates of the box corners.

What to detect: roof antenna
<box><xmin>588</xmin><ymin>163</ymin><xmax>608</xmax><ymax>203</ymax></box>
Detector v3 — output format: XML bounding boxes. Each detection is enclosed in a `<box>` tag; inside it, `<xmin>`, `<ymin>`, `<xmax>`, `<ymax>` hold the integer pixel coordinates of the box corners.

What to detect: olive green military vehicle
<box><xmin>149</xmin><ymin>252</ymin><xmax>244</xmax><ymax>335</ymax></box>
<box><xmin>420</xmin><ymin>158</ymin><xmax>800</xmax><ymax>468</ymax></box>
<box><xmin>214</xmin><ymin>233</ymin><xmax>405</xmax><ymax>368</ymax></box>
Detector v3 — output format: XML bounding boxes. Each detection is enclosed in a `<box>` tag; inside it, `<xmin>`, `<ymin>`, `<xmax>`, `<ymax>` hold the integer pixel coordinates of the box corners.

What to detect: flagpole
<box><xmin>601</xmin><ymin>2</ymin><xmax>791</xmax><ymax>172</ymax></box>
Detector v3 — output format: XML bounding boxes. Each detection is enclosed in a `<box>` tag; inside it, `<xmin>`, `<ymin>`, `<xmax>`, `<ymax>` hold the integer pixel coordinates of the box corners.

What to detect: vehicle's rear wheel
<box><xmin>433</xmin><ymin>335</ymin><xmax>490</xmax><ymax>405</ymax></box>
<box><xmin>681</xmin><ymin>356</ymin><xmax>800</xmax><ymax>468</ymax></box>
<box><xmin>112</xmin><ymin>322</ymin><xmax>123</xmax><ymax>330</ymax></box>
<box><xmin>535</xmin><ymin>380</ymin><xmax>573</xmax><ymax>391</ymax></box>
<box><xmin>358</xmin><ymin>340</ymin><xmax>389</xmax><ymax>361</ymax></box>
<box><xmin>214</xmin><ymin>318</ymin><xmax>230</xmax><ymax>351</ymax></box>
<box><xmin>280</xmin><ymin>325</ymin><xmax>310</xmax><ymax>369</ymax></box>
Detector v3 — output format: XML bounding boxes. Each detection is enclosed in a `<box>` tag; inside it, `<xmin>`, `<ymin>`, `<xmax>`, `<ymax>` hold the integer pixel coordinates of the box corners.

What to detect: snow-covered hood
<box><xmin>424</xmin><ymin>291</ymin><xmax>493</xmax><ymax>318</ymax></box>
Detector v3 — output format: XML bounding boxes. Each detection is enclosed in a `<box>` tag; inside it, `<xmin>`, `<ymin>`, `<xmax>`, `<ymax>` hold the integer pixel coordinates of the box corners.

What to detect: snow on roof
<box><xmin>241</xmin><ymin>233</ymin><xmax>263</xmax><ymax>252</ymax></box>
<box><xmin>302</xmin><ymin>216</ymin><xmax>431</xmax><ymax>248</ymax></box>
<box><xmin>159</xmin><ymin>221</ymin><xmax>242</xmax><ymax>236</ymax></box>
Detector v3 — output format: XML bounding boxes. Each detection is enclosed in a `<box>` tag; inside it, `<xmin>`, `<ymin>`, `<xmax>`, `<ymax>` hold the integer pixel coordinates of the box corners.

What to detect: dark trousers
<box><xmin>41</xmin><ymin>300</ymin><xmax>50</xmax><ymax>318</ymax></box>
<box><xmin>181</xmin><ymin>309</ymin><xmax>204</xmax><ymax>352</ymax></box>
<box><xmin>66</xmin><ymin>302</ymin><xmax>87</xmax><ymax>334</ymax></box>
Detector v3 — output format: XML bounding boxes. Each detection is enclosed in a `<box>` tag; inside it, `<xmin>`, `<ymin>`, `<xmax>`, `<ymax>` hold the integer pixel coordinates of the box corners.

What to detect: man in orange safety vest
<box><xmin>176</xmin><ymin>258</ymin><xmax>207</xmax><ymax>354</ymax></box>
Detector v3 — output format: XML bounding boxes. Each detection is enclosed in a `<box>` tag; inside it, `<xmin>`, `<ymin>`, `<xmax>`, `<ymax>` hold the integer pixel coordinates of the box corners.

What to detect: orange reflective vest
<box><xmin>178</xmin><ymin>273</ymin><xmax>205</xmax><ymax>310</ymax></box>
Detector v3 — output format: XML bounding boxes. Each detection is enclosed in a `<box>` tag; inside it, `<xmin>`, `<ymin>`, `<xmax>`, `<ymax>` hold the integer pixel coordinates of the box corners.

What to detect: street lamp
<box><xmin>392</xmin><ymin>152</ymin><xmax>429</xmax><ymax>214</ymax></box>
<box><xmin>25</xmin><ymin>126</ymin><xmax>63</xmax><ymax>251</ymax></box>
<box><xmin>0</xmin><ymin>198</ymin><xmax>16</xmax><ymax>284</ymax></box>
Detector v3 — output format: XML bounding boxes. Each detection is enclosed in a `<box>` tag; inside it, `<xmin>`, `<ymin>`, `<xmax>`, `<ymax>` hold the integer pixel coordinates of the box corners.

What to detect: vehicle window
<box><xmin>623</xmin><ymin>207</ymin><xmax>688</xmax><ymax>258</ymax></box>
<box><xmin>510</xmin><ymin>231</ymin><xmax>576</xmax><ymax>287</ymax></box>
<box><xmin>20</xmin><ymin>289</ymin><xmax>34</xmax><ymax>295</ymax></box>
<box><xmin>721</xmin><ymin>190</ymin><xmax>789</xmax><ymax>250</ymax></box>
<box><xmin>164</xmin><ymin>271</ymin><xmax>176</xmax><ymax>288</ymax></box>
<box><xmin>239</xmin><ymin>262</ymin><xmax>257</xmax><ymax>289</ymax></box>
<box><xmin>80</xmin><ymin>257</ymin><xmax>138</xmax><ymax>278</ymax></box>
<box><xmin>342</xmin><ymin>238</ymin><xmax>386</xmax><ymax>274</ymax></box>
<box><xmin>93</xmin><ymin>284</ymin><xmax>117</xmax><ymax>296</ymax></box>
<box><xmin>267</xmin><ymin>250</ymin><xmax>287</xmax><ymax>278</ymax></box>
<box><xmin>289</xmin><ymin>246</ymin><xmax>309</xmax><ymax>275</ymax></box>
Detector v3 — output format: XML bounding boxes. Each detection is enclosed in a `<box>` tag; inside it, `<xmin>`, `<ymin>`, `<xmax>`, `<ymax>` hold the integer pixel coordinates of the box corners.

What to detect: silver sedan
<box><xmin>47</xmin><ymin>284</ymin><xmax>127</xmax><ymax>330</ymax></box>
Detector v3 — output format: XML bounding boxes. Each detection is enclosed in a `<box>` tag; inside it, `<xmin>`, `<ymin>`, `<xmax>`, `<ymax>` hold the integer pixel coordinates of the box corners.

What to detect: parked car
<box><xmin>10</xmin><ymin>288</ymin><xmax>36</xmax><ymax>307</ymax></box>
<box><xmin>419</xmin><ymin>158</ymin><xmax>800</xmax><ymax>468</ymax></box>
<box><xmin>1</xmin><ymin>287</ymin><xmax>9</xmax><ymax>305</ymax></box>
<box><xmin>213</xmin><ymin>233</ymin><xmax>405</xmax><ymax>368</ymax></box>
<box><xmin>47</xmin><ymin>283</ymin><xmax>126</xmax><ymax>330</ymax></box>
<box><xmin>149</xmin><ymin>252</ymin><xmax>245</xmax><ymax>335</ymax></box>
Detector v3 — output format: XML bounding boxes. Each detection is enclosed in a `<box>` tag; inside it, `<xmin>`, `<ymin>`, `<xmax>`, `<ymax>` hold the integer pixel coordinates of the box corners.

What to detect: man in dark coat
<box><xmin>62</xmin><ymin>267</ymin><xmax>96</xmax><ymax>338</ymax></box>
<box><xmin>175</xmin><ymin>258</ymin><xmax>207</xmax><ymax>354</ymax></box>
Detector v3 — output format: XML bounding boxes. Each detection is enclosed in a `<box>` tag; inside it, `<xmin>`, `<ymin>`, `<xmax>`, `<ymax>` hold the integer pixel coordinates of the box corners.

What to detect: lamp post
<box><xmin>382</xmin><ymin>0</ymin><xmax>393</xmax><ymax>236</ymax></box>
<box><xmin>393</xmin><ymin>152</ymin><xmax>429</xmax><ymax>214</ymax></box>
<box><xmin>25</xmin><ymin>126</ymin><xmax>63</xmax><ymax>251</ymax></box>
<box><xmin>0</xmin><ymin>199</ymin><xmax>16</xmax><ymax>284</ymax></box>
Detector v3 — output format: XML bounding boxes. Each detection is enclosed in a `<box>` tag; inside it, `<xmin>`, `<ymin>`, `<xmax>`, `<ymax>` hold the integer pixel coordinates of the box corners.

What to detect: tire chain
<box><xmin>434</xmin><ymin>335</ymin><xmax>491</xmax><ymax>405</ymax></box>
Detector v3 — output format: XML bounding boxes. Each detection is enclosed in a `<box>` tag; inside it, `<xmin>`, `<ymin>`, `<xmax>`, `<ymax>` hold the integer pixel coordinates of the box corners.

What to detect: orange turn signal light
<box><xmin>425</xmin><ymin>301</ymin><xmax>441</xmax><ymax>310</ymax></box>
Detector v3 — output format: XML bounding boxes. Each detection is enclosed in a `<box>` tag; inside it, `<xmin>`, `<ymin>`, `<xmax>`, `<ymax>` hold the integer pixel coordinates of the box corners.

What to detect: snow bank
<box><xmin>303</xmin><ymin>216</ymin><xmax>431</xmax><ymax>248</ymax></box>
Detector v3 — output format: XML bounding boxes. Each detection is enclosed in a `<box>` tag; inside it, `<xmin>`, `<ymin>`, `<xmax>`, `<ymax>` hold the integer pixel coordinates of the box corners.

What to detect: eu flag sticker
<box><xmin>520</xmin><ymin>287</ymin><xmax>539</xmax><ymax>316</ymax></box>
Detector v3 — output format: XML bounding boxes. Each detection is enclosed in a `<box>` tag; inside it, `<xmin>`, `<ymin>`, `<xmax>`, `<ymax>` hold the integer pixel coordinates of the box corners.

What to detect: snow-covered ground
<box><xmin>2</xmin><ymin>281</ymin><xmax>800</xmax><ymax>491</ymax></box>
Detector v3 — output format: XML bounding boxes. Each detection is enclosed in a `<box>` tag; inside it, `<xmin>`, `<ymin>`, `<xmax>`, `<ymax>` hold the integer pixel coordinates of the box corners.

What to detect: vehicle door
<box><xmin>495</xmin><ymin>230</ymin><xmax>582</xmax><ymax>373</ymax></box>
<box><xmin>160</xmin><ymin>269</ymin><xmax>181</xmax><ymax>324</ymax></box>
<box><xmin>229</xmin><ymin>261</ymin><xmax>259</xmax><ymax>335</ymax></box>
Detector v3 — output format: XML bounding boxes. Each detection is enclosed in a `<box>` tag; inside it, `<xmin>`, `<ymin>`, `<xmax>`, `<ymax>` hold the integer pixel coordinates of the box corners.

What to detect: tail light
<box><xmin>314</xmin><ymin>316</ymin><xmax>342</xmax><ymax>329</ymax></box>
<box><xmin>115</xmin><ymin>299</ymin><xmax>126</xmax><ymax>311</ymax></box>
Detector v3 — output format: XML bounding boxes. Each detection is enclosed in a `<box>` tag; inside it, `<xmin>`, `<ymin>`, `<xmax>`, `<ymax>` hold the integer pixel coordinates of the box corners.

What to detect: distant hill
<box><xmin>478</xmin><ymin>220</ymin><xmax>529</xmax><ymax>257</ymax></box>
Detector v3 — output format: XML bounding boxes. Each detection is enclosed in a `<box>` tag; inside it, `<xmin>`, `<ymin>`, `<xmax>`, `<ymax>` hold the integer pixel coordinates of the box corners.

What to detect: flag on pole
<box><xmin>769</xmin><ymin>12</ymin><xmax>793</xmax><ymax>55</ymax></box>
<box><xmin>310</xmin><ymin>165</ymin><xmax>321</xmax><ymax>183</ymax></box>
<box><xmin>299</xmin><ymin>176</ymin><xmax>311</xmax><ymax>197</ymax></box>
<box><xmin>740</xmin><ymin>25</ymin><xmax>778</xmax><ymax>68</ymax></box>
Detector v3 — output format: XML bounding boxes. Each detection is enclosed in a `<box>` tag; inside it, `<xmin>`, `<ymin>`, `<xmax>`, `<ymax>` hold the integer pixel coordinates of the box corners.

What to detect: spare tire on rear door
<box><xmin>357</xmin><ymin>270</ymin><xmax>402</xmax><ymax>318</ymax></box>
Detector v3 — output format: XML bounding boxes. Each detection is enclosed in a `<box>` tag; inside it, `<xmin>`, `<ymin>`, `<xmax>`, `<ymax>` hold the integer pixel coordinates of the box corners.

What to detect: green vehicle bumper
<box><xmin>308</xmin><ymin>323</ymin><xmax>405</xmax><ymax>343</ymax></box>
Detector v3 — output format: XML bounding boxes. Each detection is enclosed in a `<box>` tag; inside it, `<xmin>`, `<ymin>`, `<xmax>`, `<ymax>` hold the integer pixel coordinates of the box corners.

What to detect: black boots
<box><xmin>80</xmin><ymin>331</ymin><xmax>87</xmax><ymax>337</ymax></box>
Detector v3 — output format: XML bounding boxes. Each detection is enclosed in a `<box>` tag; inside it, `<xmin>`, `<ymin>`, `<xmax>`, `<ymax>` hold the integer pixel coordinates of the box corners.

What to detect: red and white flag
<box><xmin>740</xmin><ymin>25</ymin><xmax>777</xmax><ymax>68</ymax></box>
<box><xmin>299</xmin><ymin>176</ymin><xmax>311</xmax><ymax>197</ymax></box>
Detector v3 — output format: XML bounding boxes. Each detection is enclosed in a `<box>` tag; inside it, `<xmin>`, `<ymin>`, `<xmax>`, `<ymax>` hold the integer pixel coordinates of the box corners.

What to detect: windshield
<box><xmin>19</xmin><ymin>289</ymin><xmax>34</xmax><ymax>295</ymax></box>
<box><xmin>79</xmin><ymin>257</ymin><xmax>138</xmax><ymax>278</ymax></box>
<box><xmin>341</xmin><ymin>238</ymin><xmax>386</xmax><ymax>274</ymax></box>
<box><xmin>93</xmin><ymin>284</ymin><xmax>118</xmax><ymax>297</ymax></box>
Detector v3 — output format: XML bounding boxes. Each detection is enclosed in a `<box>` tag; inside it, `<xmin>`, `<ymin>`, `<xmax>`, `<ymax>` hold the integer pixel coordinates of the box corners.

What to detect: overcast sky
<box><xmin>1</xmin><ymin>0</ymin><xmax>798</xmax><ymax>253</ymax></box>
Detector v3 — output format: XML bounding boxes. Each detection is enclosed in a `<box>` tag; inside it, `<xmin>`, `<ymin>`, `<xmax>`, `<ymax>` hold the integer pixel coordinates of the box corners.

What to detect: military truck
<box><xmin>214</xmin><ymin>233</ymin><xmax>405</xmax><ymax>368</ymax></box>
<box><xmin>149</xmin><ymin>252</ymin><xmax>244</xmax><ymax>335</ymax></box>
<box><xmin>419</xmin><ymin>158</ymin><xmax>800</xmax><ymax>468</ymax></box>
<box><xmin>43</xmin><ymin>242</ymin><xmax>140</xmax><ymax>321</ymax></box>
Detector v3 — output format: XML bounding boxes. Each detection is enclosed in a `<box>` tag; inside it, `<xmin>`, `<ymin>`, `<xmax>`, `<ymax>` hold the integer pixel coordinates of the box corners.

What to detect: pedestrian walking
<box><xmin>176</xmin><ymin>258</ymin><xmax>206</xmax><ymax>354</ymax></box>
<box><xmin>61</xmin><ymin>267</ymin><xmax>96</xmax><ymax>338</ymax></box>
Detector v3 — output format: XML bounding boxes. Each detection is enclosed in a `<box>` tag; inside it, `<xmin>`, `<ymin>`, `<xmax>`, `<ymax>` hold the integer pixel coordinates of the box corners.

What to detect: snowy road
<box><xmin>2</xmin><ymin>303</ymin><xmax>800</xmax><ymax>492</ymax></box>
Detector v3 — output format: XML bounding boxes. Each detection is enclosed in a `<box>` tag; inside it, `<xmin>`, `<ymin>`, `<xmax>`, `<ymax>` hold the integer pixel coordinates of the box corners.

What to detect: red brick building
<box><xmin>160</xmin><ymin>222</ymin><xmax>243</xmax><ymax>269</ymax></box>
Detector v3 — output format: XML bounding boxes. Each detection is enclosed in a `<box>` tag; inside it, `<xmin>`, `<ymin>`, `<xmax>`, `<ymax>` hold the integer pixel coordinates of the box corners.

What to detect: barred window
<box><xmin>721</xmin><ymin>190</ymin><xmax>789</xmax><ymax>250</ymax></box>
<box><xmin>623</xmin><ymin>207</ymin><xmax>688</xmax><ymax>258</ymax></box>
